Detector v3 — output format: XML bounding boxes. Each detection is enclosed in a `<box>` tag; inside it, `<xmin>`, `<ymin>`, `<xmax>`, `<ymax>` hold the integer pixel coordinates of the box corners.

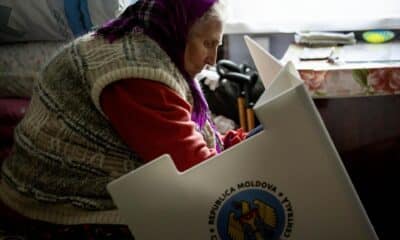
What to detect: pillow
<box><xmin>0</xmin><ymin>0</ymin><xmax>123</xmax><ymax>43</ymax></box>
<box><xmin>0</xmin><ymin>41</ymin><xmax>64</xmax><ymax>97</ymax></box>
<box><xmin>0</xmin><ymin>98</ymin><xmax>30</xmax><ymax>125</ymax></box>
<box><xmin>0</xmin><ymin>98</ymin><xmax>29</xmax><ymax>162</ymax></box>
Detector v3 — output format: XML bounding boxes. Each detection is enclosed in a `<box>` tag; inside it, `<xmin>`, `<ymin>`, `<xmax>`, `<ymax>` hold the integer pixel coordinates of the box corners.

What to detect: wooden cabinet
<box><xmin>315</xmin><ymin>95</ymin><xmax>400</xmax><ymax>240</ymax></box>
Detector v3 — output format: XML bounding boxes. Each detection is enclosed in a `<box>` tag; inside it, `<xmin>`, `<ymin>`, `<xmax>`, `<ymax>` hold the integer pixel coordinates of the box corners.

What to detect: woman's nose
<box><xmin>205</xmin><ymin>49</ymin><xmax>217</xmax><ymax>65</ymax></box>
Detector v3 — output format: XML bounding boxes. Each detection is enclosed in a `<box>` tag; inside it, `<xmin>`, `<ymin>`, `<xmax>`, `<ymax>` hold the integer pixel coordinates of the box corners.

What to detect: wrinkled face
<box><xmin>184</xmin><ymin>17</ymin><xmax>223</xmax><ymax>78</ymax></box>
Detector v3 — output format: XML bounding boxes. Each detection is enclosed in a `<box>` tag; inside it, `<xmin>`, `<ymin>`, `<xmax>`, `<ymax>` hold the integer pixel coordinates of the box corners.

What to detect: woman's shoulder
<box><xmin>69</xmin><ymin>32</ymin><xmax>165</xmax><ymax>61</ymax></box>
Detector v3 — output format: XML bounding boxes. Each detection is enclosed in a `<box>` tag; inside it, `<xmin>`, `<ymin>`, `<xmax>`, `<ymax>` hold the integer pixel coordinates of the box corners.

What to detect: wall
<box><xmin>224</xmin><ymin>33</ymin><xmax>294</xmax><ymax>66</ymax></box>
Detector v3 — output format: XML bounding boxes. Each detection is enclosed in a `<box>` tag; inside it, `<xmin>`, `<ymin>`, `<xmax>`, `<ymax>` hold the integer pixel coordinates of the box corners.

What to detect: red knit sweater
<box><xmin>100</xmin><ymin>78</ymin><xmax>217</xmax><ymax>171</ymax></box>
<box><xmin>100</xmin><ymin>78</ymin><xmax>246</xmax><ymax>171</ymax></box>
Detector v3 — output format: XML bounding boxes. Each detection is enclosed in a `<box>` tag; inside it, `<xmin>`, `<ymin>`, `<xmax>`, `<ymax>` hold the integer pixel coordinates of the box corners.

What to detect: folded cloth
<box><xmin>222</xmin><ymin>128</ymin><xmax>246</xmax><ymax>150</ymax></box>
<box><xmin>295</xmin><ymin>31</ymin><xmax>356</xmax><ymax>46</ymax></box>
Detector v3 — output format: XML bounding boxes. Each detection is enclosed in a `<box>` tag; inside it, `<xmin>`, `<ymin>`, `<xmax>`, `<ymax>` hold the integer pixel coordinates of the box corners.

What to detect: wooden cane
<box><xmin>237</xmin><ymin>96</ymin><xmax>247</xmax><ymax>131</ymax></box>
<box><xmin>246</xmin><ymin>107</ymin><xmax>255</xmax><ymax>131</ymax></box>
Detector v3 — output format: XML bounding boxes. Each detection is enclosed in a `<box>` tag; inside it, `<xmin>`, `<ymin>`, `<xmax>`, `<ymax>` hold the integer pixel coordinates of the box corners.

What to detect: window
<box><xmin>225</xmin><ymin>0</ymin><xmax>400</xmax><ymax>33</ymax></box>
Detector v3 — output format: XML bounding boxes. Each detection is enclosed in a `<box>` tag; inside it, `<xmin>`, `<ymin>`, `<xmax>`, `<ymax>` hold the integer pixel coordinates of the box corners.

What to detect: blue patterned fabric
<box><xmin>64</xmin><ymin>0</ymin><xmax>93</xmax><ymax>37</ymax></box>
<box><xmin>0</xmin><ymin>1</ymin><xmax>120</xmax><ymax>42</ymax></box>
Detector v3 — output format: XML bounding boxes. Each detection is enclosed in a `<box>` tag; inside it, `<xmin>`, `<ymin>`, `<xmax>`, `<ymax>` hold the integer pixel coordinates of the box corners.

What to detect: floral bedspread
<box><xmin>299</xmin><ymin>68</ymin><xmax>400</xmax><ymax>97</ymax></box>
<box><xmin>282</xmin><ymin>44</ymin><xmax>400</xmax><ymax>98</ymax></box>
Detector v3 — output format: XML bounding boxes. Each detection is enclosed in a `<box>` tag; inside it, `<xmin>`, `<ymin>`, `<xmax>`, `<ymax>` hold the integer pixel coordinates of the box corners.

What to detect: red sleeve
<box><xmin>100</xmin><ymin>78</ymin><xmax>217</xmax><ymax>172</ymax></box>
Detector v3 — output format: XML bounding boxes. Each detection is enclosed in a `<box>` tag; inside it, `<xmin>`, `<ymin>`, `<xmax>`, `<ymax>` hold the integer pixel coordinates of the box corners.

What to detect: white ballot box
<box><xmin>107</xmin><ymin>36</ymin><xmax>378</xmax><ymax>240</ymax></box>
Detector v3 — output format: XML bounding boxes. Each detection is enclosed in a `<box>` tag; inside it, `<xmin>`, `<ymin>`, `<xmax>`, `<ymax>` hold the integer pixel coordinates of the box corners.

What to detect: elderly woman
<box><xmin>0</xmin><ymin>0</ymin><xmax>247</xmax><ymax>238</ymax></box>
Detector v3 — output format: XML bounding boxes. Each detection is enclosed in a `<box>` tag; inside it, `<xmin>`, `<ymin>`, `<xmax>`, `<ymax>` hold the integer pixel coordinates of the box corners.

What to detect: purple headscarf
<box><xmin>95</xmin><ymin>0</ymin><xmax>218</xmax><ymax>130</ymax></box>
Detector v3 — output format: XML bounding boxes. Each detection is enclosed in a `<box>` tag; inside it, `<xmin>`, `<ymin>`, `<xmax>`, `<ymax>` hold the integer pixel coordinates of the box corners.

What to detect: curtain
<box><xmin>225</xmin><ymin>0</ymin><xmax>400</xmax><ymax>34</ymax></box>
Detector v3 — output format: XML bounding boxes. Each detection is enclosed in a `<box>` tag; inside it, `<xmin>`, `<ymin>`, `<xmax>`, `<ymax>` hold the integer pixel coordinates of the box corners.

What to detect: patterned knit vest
<box><xmin>1</xmin><ymin>33</ymin><xmax>217</xmax><ymax>214</ymax></box>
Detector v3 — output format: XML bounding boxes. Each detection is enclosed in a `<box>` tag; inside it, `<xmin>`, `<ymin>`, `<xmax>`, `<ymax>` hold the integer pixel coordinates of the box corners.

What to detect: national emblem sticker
<box><xmin>208</xmin><ymin>180</ymin><xmax>294</xmax><ymax>240</ymax></box>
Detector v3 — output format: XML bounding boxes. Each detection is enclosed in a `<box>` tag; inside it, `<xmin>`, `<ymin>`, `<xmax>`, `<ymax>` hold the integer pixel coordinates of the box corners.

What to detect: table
<box><xmin>282</xmin><ymin>43</ymin><xmax>400</xmax><ymax>98</ymax></box>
